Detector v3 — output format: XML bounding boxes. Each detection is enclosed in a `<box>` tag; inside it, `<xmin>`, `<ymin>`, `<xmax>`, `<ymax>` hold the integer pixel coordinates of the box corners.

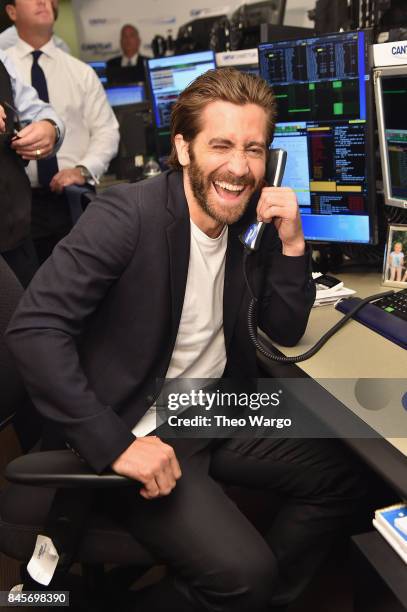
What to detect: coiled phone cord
<box><xmin>243</xmin><ymin>251</ymin><xmax>394</xmax><ymax>364</ymax></box>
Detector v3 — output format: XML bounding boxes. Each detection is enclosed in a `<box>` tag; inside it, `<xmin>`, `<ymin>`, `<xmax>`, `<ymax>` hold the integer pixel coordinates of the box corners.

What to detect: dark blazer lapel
<box><xmin>223</xmin><ymin>222</ymin><xmax>246</xmax><ymax>352</ymax></box>
<box><xmin>166</xmin><ymin>172</ymin><xmax>191</xmax><ymax>341</ymax></box>
<box><xmin>223</xmin><ymin>192</ymin><xmax>260</xmax><ymax>351</ymax></box>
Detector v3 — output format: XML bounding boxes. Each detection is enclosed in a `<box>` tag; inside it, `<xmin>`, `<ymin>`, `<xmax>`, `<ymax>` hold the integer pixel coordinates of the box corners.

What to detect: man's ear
<box><xmin>5</xmin><ymin>4</ymin><xmax>17</xmax><ymax>23</ymax></box>
<box><xmin>174</xmin><ymin>134</ymin><xmax>190</xmax><ymax>167</ymax></box>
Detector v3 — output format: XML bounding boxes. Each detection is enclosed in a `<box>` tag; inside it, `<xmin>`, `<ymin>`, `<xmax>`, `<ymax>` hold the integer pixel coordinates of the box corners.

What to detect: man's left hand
<box><xmin>49</xmin><ymin>168</ymin><xmax>86</xmax><ymax>193</ymax></box>
<box><xmin>256</xmin><ymin>186</ymin><xmax>305</xmax><ymax>256</ymax></box>
<box><xmin>11</xmin><ymin>120</ymin><xmax>56</xmax><ymax>160</ymax></box>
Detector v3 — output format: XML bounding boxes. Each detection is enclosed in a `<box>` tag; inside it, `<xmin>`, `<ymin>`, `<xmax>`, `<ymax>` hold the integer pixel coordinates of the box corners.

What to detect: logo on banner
<box><xmin>391</xmin><ymin>44</ymin><xmax>407</xmax><ymax>56</ymax></box>
<box><xmin>81</xmin><ymin>42</ymin><xmax>113</xmax><ymax>52</ymax></box>
<box><xmin>88</xmin><ymin>17</ymin><xmax>120</xmax><ymax>26</ymax></box>
<box><xmin>190</xmin><ymin>7</ymin><xmax>229</xmax><ymax>18</ymax></box>
<box><xmin>139</xmin><ymin>15</ymin><xmax>176</xmax><ymax>25</ymax></box>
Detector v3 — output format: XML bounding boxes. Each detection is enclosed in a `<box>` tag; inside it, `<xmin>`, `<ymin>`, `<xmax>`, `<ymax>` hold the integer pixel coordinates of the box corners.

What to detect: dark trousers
<box><xmin>1</xmin><ymin>238</ymin><xmax>39</xmax><ymax>288</ymax></box>
<box><xmin>31</xmin><ymin>189</ymin><xmax>72</xmax><ymax>265</ymax></box>
<box><xmin>97</xmin><ymin>437</ymin><xmax>367</xmax><ymax>612</ymax></box>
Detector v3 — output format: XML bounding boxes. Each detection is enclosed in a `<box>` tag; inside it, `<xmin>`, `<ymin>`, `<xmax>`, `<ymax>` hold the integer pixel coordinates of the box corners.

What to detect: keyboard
<box><xmin>336</xmin><ymin>289</ymin><xmax>407</xmax><ymax>350</ymax></box>
<box><xmin>372</xmin><ymin>289</ymin><xmax>407</xmax><ymax>322</ymax></box>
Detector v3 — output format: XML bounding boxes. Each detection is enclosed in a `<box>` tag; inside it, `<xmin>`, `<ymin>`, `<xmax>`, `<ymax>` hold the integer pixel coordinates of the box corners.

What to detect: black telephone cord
<box><xmin>243</xmin><ymin>251</ymin><xmax>394</xmax><ymax>364</ymax></box>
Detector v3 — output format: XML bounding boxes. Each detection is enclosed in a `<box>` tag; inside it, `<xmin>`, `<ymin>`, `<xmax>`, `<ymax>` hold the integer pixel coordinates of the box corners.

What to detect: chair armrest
<box><xmin>5</xmin><ymin>450</ymin><xmax>133</xmax><ymax>488</ymax></box>
<box><xmin>64</xmin><ymin>185</ymin><xmax>95</xmax><ymax>225</ymax></box>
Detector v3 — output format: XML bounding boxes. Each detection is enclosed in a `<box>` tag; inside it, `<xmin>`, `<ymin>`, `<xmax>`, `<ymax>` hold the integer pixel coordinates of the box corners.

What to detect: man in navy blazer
<box><xmin>6</xmin><ymin>68</ymin><xmax>366</xmax><ymax>611</ymax></box>
<box><xmin>106</xmin><ymin>24</ymin><xmax>147</xmax><ymax>84</ymax></box>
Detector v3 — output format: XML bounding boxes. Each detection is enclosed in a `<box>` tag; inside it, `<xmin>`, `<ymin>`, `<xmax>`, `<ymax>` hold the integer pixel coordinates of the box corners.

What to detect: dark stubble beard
<box><xmin>187</xmin><ymin>150</ymin><xmax>260</xmax><ymax>226</ymax></box>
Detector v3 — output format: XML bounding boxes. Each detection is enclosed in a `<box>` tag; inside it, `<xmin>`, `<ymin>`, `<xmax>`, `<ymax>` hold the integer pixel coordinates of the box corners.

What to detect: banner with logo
<box><xmin>373</xmin><ymin>40</ymin><xmax>407</xmax><ymax>66</ymax></box>
<box><xmin>72</xmin><ymin>0</ymin><xmax>238</xmax><ymax>61</ymax></box>
<box><xmin>71</xmin><ymin>0</ymin><xmax>311</xmax><ymax>61</ymax></box>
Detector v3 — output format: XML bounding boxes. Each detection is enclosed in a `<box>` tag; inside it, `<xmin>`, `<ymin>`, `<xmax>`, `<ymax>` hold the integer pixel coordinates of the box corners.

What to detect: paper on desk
<box><xmin>312</xmin><ymin>273</ymin><xmax>356</xmax><ymax>307</ymax></box>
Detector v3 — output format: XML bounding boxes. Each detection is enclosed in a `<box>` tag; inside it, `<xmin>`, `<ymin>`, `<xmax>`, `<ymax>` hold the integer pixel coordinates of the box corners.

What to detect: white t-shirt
<box><xmin>132</xmin><ymin>219</ymin><xmax>228</xmax><ymax>437</ymax></box>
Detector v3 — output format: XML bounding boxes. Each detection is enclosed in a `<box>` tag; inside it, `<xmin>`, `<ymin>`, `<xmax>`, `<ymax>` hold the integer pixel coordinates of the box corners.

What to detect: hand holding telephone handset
<box><xmin>240</xmin><ymin>148</ymin><xmax>287</xmax><ymax>251</ymax></box>
<box><xmin>241</xmin><ymin>148</ymin><xmax>394</xmax><ymax>363</ymax></box>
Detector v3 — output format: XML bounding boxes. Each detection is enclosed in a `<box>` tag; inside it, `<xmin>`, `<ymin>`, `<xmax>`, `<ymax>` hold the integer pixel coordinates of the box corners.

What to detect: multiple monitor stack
<box><xmin>88</xmin><ymin>28</ymin><xmax>407</xmax><ymax>249</ymax></box>
<box><xmin>259</xmin><ymin>29</ymin><xmax>377</xmax><ymax>244</ymax></box>
<box><xmin>144</xmin><ymin>31</ymin><xmax>378</xmax><ymax>246</ymax></box>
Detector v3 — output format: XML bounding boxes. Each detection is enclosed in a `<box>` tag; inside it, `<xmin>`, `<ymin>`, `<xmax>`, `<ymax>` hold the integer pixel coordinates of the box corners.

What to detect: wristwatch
<box><xmin>75</xmin><ymin>165</ymin><xmax>92</xmax><ymax>181</ymax></box>
<box><xmin>43</xmin><ymin>118</ymin><xmax>61</xmax><ymax>144</ymax></box>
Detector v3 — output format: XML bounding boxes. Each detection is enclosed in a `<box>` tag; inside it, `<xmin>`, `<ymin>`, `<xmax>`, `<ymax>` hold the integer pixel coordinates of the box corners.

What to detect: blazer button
<box><xmin>146</xmin><ymin>395</ymin><xmax>154</xmax><ymax>404</ymax></box>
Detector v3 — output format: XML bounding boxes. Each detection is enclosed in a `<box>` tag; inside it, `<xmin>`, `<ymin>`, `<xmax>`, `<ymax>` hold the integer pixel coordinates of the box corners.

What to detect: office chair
<box><xmin>0</xmin><ymin>256</ymin><xmax>156</xmax><ymax>608</ymax></box>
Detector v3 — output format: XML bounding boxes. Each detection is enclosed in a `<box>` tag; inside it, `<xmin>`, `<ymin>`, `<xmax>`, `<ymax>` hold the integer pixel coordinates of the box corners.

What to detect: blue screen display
<box><xmin>259</xmin><ymin>30</ymin><xmax>375</xmax><ymax>243</ymax></box>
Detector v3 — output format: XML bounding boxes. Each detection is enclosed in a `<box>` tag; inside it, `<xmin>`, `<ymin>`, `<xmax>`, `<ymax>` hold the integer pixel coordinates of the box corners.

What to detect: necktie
<box><xmin>31</xmin><ymin>50</ymin><xmax>59</xmax><ymax>187</ymax></box>
<box><xmin>127</xmin><ymin>59</ymin><xmax>132</xmax><ymax>67</ymax></box>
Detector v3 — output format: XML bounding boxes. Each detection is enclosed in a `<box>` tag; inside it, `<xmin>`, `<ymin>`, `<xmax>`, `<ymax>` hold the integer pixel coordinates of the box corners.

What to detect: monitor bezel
<box><xmin>258</xmin><ymin>28</ymin><xmax>378</xmax><ymax>245</ymax></box>
<box><xmin>374</xmin><ymin>63</ymin><xmax>407</xmax><ymax>210</ymax></box>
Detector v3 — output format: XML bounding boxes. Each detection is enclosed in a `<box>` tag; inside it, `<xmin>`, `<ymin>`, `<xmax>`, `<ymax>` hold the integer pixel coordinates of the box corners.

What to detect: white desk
<box><xmin>258</xmin><ymin>271</ymin><xmax>407</xmax><ymax>496</ymax></box>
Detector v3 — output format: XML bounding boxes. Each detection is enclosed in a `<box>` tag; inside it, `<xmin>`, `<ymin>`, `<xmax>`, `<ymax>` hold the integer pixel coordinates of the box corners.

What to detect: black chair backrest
<box><xmin>0</xmin><ymin>257</ymin><xmax>41</xmax><ymax>451</ymax></box>
<box><xmin>0</xmin><ymin>256</ymin><xmax>25</xmax><ymax>429</ymax></box>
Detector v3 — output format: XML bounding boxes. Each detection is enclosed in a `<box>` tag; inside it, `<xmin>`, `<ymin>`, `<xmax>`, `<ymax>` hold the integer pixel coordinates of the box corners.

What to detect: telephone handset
<box><xmin>240</xmin><ymin>148</ymin><xmax>287</xmax><ymax>252</ymax></box>
<box><xmin>240</xmin><ymin>148</ymin><xmax>394</xmax><ymax>363</ymax></box>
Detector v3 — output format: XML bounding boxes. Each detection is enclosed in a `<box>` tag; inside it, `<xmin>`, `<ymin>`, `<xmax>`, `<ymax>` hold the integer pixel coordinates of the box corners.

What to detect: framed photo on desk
<box><xmin>382</xmin><ymin>224</ymin><xmax>407</xmax><ymax>287</ymax></box>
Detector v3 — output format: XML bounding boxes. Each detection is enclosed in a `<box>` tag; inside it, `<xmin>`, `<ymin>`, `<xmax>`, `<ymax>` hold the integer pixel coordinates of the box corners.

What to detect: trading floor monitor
<box><xmin>374</xmin><ymin>64</ymin><xmax>407</xmax><ymax>209</ymax></box>
<box><xmin>259</xmin><ymin>29</ymin><xmax>377</xmax><ymax>244</ymax></box>
<box><xmin>146</xmin><ymin>50</ymin><xmax>216</xmax><ymax>159</ymax></box>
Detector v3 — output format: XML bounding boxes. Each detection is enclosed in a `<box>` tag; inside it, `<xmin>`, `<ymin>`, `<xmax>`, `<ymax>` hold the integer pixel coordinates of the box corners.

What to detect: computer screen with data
<box><xmin>375</xmin><ymin>64</ymin><xmax>407</xmax><ymax>209</ymax></box>
<box><xmin>146</xmin><ymin>50</ymin><xmax>216</xmax><ymax>158</ymax></box>
<box><xmin>259</xmin><ymin>30</ymin><xmax>376</xmax><ymax>243</ymax></box>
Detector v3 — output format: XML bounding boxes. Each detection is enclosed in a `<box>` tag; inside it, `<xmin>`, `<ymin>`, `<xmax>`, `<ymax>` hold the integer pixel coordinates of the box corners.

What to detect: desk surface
<box><xmin>269</xmin><ymin>271</ymin><xmax>407</xmax><ymax>458</ymax></box>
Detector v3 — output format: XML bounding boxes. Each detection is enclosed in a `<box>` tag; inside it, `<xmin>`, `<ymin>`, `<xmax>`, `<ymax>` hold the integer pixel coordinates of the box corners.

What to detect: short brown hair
<box><xmin>167</xmin><ymin>67</ymin><xmax>277</xmax><ymax>169</ymax></box>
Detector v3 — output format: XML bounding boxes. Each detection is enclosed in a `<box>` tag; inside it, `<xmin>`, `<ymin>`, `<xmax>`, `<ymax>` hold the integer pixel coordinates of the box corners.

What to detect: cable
<box><xmin>243</xmin><ymin>251</ymin><xmax>394</xmax><ymax>364</ymax></box>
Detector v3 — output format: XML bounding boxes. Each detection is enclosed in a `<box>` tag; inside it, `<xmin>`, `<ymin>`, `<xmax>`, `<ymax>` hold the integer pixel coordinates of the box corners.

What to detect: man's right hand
<box><xmin>0</xmin><ymin>105</ymin><xmax>6</xmax><ymax>132</ymax></box>
<box><xmin>111</xmin><ymin>436</ymin><xmax>182</xmax><ymax>500</ymax></box>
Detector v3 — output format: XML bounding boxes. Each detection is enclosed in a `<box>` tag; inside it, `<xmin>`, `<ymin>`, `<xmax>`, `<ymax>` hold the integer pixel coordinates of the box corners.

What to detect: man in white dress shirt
<box><xmin>0</xmin><ymin>0</ymin><xmax>70</xmax><ymax>52</ymax></box>
<box><xmin>5</xmin><ymin>0</ymin><xmax>119</xmax><ymax>263</ymax></box>
<box><xmin>106</xmin><ymin>23</ymin><xmax>147</xmax><ymax>84</ymax></box>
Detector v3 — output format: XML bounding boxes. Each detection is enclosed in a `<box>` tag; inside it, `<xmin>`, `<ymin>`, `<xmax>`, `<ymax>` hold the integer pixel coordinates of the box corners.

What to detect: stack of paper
<box><xmin>312</xmin><ymin>273</ymin><xmax>356</xmax><ymax>307</ymax></box>
<box><xmin>373</xmin><ymin>503</ymin><xmax>407</xmax><ymax>564</ymax></box>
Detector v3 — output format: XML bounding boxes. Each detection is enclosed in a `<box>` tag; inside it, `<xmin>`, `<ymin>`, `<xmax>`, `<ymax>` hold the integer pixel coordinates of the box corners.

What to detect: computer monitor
<box><xmin>104</xmin><ymin>84</ymin><xmax>146</xmax><ymax>108</ymax></box>
<box><xmin>87</xmin><ymin>61</ymin><xmax>107</xmax><ymax>85</ymax></box>
<box><xmin>146</xmin><ymin>50</ymin><xmax>216</xmax><ymax>158</ymax></box>
<box><xmin>259</xmin><ymin>29</ymin><xmax>377</xmax><ymax>244</ymax></box>
<box><xmin>215</xmin><ymin>49</ymin><xmax>259</xmax><ymax>76</ymax></box>
<box><xmin>374</xmin><ymin>64</ymin><xmax>407</xmax><ymax>209</ymax></box>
